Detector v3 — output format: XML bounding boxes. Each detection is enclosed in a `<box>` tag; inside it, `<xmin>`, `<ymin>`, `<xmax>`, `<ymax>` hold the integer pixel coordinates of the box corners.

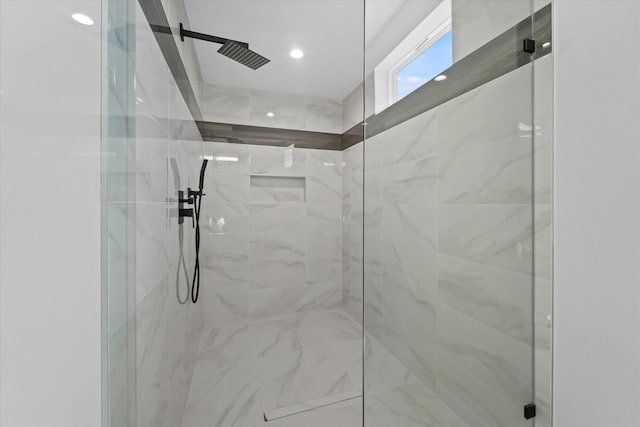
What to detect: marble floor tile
<box><xmin>309</xmin><ymin>308</ymin><xmax>363</xmax><ymax>345</ymax></box>
<box><xmin>181</xmin><ymin>355</ymin><xmax>263</xmax><ymax>427</ymax></box>
<box><xmin>261</xmin><ymin>409</ymin><xmax>320</xmax><ymax>427</ymax></box>
<box><xmin>254</xmin><ymin>312</ymin><xmax>326</xmax><ymax>357</ymax></box>
<box><xmin>312</xmin><ymin>397</ymin><xmax>364</xmax><ymax>427</ymax></box>
<box><xmin>197</xmin><ymin>322</ymin><xmax>256</xmax><ymax>365</ymax></box>
<box><xmin>264</xmin><ymin>390</ymin><xmax>361</xmax><ymax>422</ymax></box>
<box><xmin>368</xmin><ymin>381</ymin><xmax>470</xmax><ymax>427</ymax></box>
<box><xmin>183</xmin><ymin>308</ymin><xmax>463</xmax><ymax>427</ymax></box>
<box><xmin>248</xmin><ymin>285</ymin><xmax>307</xmax><ymax>318</ymax></box>
<box><xmin>259</xmin><ymin>346</ymin><xmax>359</xmax><ymax>411</ymax></box>
<box><xmin>436</xmin><ymin>365</ymin><xmax>529</xmax><ymax>427</ymax></box>
<box><xmin>330</xmin><ymin>335</ymin><xmax>418</xmax><ymax>394</ymax></box>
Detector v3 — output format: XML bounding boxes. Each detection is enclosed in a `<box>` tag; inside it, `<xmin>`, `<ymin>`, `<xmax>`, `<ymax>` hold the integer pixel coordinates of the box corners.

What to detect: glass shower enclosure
<box><xmin>360</xmin><ymin>0</ymin><xmax>551</xmax><ymax>425</ymax></box>
<box><xmin>102</xmin><ymin>0</ymin><xmax>552</xmax><ymax>426</ymax></box>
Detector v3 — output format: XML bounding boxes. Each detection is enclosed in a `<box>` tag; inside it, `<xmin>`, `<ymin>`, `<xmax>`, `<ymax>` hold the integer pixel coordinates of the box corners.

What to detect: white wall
<box><xmin>0</xmin><ymin>1</ymin><xmax>102</xmax><ymax>426</ymax></box>
<box><xmin>553</xmin><ymin>1</ymin><xmax>640</xmax><ymax>426</ymax></box>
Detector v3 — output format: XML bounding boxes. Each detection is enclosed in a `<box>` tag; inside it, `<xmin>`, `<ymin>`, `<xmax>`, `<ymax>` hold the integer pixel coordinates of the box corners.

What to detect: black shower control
<box><xmin>524</xmin><ymin>403</ymin><xmax>536</xmax><ymax>419</ymax></box>
<box><xmin>523</xmin><ymin>38</ymin><xmax>536</xmax><ymax>53</ymax></box>
<box><xmin>188</xmin><ymin>187</ymin><xmax>205</xmax><ymax>200</ymax></box>
<box><xmin>179</xmin><ymin>208</ymin><xmax>193</xmax><ymax>218</ymax></box>
<box><xmin>177</xmin><ymin>190</ymin><xmax>195</xmax><ymax>226</ymax></box>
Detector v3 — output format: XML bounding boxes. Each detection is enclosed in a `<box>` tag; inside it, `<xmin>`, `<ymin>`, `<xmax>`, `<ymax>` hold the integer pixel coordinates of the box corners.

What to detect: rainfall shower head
<box><xmin>179</xmin><ymin>23</ymin><xmax>271</xmax><ymax>70</ymax></box>
<box><xmin>217</xmin><ymin>41</ymin><xmax>270</xmax><ymax>70</ymax></box>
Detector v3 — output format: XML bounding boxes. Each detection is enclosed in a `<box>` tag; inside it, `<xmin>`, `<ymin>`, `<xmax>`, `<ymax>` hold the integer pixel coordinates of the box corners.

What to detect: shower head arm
<box><xmin>179</xmin><ymin>23</ymin><xmax>249</xmax><ymax>49</ymax></box>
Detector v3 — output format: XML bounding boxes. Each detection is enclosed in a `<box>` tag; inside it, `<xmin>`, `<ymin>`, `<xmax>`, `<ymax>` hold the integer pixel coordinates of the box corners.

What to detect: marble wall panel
<box><xmin>201</xmin><ymin>83</ymin><xmax>343</xmax><ymax>134</ymax></box>
<box><xmin>342</xmin><ymin>53</ymin><xmax>552</xmax><ymax>427</ymax></box>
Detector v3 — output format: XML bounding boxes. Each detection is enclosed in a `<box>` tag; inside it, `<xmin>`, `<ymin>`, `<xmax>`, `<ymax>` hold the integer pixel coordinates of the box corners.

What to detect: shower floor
<box><xmin>180</xmin><ymin>308</ymin><xmax>364</xmax><ymax>427</ymax></box>
<box><xmin>180</xmin><ymin>307</ymin><xmax>466</xmax><ymax>427</ymax></box>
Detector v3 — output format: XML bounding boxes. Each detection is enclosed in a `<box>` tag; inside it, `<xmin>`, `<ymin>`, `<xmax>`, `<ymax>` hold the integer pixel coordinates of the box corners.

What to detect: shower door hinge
<box><xmin>524</xmin><ymin>403</ymin><xmax>536</xmax><ymax>420</ymax></box>
<box><xmin>523</xmin><ymin>38</ymin><xmax>536</xmax><ymax>53</ymax></box>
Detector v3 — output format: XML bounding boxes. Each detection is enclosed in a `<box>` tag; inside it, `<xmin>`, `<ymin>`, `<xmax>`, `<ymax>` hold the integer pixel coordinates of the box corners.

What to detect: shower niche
<box><xmin>250</xmin><ymin>175</ymin><xmax>306</xmax><ymax>203</ymax></box>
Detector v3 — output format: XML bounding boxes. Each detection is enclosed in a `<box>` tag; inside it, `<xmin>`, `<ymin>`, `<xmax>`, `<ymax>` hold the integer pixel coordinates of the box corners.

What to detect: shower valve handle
<box><xmin>179</xmin><ymin>208</ymin><xmax>194</xmax><ymax>227</ymax></box>
<box><xmin>177</xmin><ymin>190</ymin><xmax>194</xmax><ymax>227</ymax></box>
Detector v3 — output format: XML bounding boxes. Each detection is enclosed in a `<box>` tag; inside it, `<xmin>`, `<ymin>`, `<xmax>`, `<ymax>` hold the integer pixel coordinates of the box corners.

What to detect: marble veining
<box><xmin>181</xmin><ymin>355</ymin><xmax>264</xmax><ymax>427</ymax></box>
<box><xmin>200</xmin><ymin>83</ymin><xmax>342</xmax><ymax>134</ymax></box>
<box><xmin>180</xmin><ymin>308</ymin><xmax>377</xmax><ymax>427</ymax></box>
<box><xmin>255</xmin><ymin>312</ymin><xmax>325</xmax><ymax>357</ymax></box>
<box><xmin>438</xmin><ymin>253</ymin><xmax>533</xmax><ymax>345</ymax></box>
<box><xmin>249</xmin><ymin>203</ymin><xmax>306</xmax><ymax>233</ymax></box>
<box><xmin>205</xmin><ymin>174</ymin><xmax>250</xmax><ymax>204</ymax></box>
<box><xmin>438</xmin><ymin>204</ymin><xmax>535</xmax><ymax>275</ymax></box>
<box><xmin>249</xmin><ymin>232</ymin><xmax>306</xmax><ymax>263</ymax></box>
<box><xmin>250</xmin><ymin>146</ymin><xmax>307</xmax><ymax>177</ymax></box>
<box><xmin>248</xmin><ymin>286</ymin><xmax>307</xmax><ymax>318</ymax></box>
<box><xmin>259</xmin><ymin>346</ymin><xmax>357</xmax><ymax>410</ymax></box>
<box><xmin>382</xmin><ymin>156</ymin><xmax>438</xmax><ymax>204</ymax></box>
<box><xmin>437</xmin><ymin>305</ymin><xmax>532</xmax><ymax>406</ymax></box>
<box><xmin>368</xmin><ymin>381</ymin><xmax>470</xmax><ymax>427</ymax></box>
<box><xmin>438</xmin><ymin>139</ymin><xmax>533</xmax><ymax>204</ymax></box>
<box><xmin>163</xmin><ymin>19</ymin><xmax>553</xmax><ymax>425</ymax></box>
<box><xmin>200</xmin><ymin>261</ymin><xmax>249</xmax><ymax>294</ymax></box>
<box><xmin>249</xmin><ymin>259</ymin><xmax>306</xmax><ymax>290</ymax></box>
<box><xmin>200</xmin><ymin>203</ymin><xmax>249</xmax><ymax>234</ymax></box>
<box><xmin>341</xmin><ymin>40</ymin><xmax>553</xmax><ymax>427</ymax></box>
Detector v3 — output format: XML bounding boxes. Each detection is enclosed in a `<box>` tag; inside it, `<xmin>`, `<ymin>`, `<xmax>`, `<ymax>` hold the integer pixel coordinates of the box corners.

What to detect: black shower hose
<box><xmin>191</xmin><ymin>159</ymin><xmax>208</xmax><ymax>303</ymax></box>
<box><xmin>191</xmin><ymin>190</ymin><xmax>203</xmax><ymax>303</ymax></box>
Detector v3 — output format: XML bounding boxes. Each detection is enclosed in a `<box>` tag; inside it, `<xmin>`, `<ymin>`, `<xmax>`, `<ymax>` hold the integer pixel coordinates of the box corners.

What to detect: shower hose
<box><xmin>191</xmin><ymin>159</ymin><xmax>208</xmax><ymax>303</ymax></box>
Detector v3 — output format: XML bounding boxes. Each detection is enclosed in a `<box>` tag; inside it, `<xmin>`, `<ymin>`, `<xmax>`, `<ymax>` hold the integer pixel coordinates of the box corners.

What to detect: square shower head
<box><xmin>217</xmin><ymin>41</ymin><xmax>271</xmax><ymax>70</ymax></box>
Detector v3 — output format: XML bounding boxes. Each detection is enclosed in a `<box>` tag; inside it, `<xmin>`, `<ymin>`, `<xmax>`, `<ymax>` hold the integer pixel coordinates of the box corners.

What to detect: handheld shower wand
<box><xmin>190</xmin><ymin>159</ymin><xmax>208</xmax><ymax>303</ymax></box>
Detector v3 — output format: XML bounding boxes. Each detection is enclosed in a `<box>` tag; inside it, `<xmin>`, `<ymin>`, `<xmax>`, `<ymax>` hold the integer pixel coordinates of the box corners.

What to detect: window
<box><xmin>374</xmin><ymin>0</ymin><xmax>452</xmax><ymax>112</ymax></box>
<box><xmin>395</xmin><ymin>30</ymin><xmax>452</xmax><ymax>101</ymax></box>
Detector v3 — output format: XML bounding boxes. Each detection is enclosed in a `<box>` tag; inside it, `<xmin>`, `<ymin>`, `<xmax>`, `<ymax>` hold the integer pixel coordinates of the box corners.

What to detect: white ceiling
<box><xmin>184</xmin><ymin>0</ymin><xmax>360</xmax><ymax>101</ymax></box>
<box><xmin>184</xmin><ymin>0</ymin><xmax>415</xmax><ymax>101</ymax></box>
<box><xmin>183</xmin><ymin>1</ymin><xmax>441</xmax><ymax>101</ymax></box>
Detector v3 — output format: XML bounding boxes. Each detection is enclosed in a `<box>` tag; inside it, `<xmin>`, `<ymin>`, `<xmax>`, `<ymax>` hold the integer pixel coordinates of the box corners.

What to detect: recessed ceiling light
<box><xmin>290</xmin><ymin>49</ymin><xmax>304</xmax><ymax>59</ymax></box>
<box><xmin>542</xmin><ymin>42</ymin><xmax>551</xmax><ymax>48</ymax></box>
<box><xmin>266</xmin><ymin>112</ymin><xmax>275</xmax><ymax>117</ymax></box>
<box><xmin>72</xmin><ymin>13</ymin><xmax>94</xmax><ymax>26</ymax></box>
<box><xmin>434</xmin><ymin>74</ymin><xmax>447</xmax><ymax>82</ymax></box>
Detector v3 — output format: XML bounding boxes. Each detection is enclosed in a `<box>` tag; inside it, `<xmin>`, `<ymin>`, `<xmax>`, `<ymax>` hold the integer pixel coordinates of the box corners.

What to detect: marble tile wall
<box><xmin>452</xmin><ymin>0</ymin><xmax>551</xmax><ymax>62</ymax></box>
<box><xmin>126</xmin><ymin>3</ymin><xmax>205</xmax><ymax>426</ymax></box>
<box><xmin>196</xmin><ymin>83</ymin><xmax>343</xmax><ymax>134</ymax></box>
<box><xmin>198</xmin><ymin>141</ymin><xmax>343</xmax><ymax>328</ymax></box>
<box><xmin>341</xmin><ymin>73</ymin><xmax>375</xmax><ymax>132</ymax></box>
<box><xmin>160</xmin><ymin>0</ymin><xmax>204</xmax><ymax>87</ymax></box>
<box><xmin>342</xmin><ymin>55</ymin><xmax>553</xmax><ymax>427</ymax></box>
<box><xmin>342</xmin><ymin>144</ymin><xmax>364</xmax><ymax>323</ymax></box>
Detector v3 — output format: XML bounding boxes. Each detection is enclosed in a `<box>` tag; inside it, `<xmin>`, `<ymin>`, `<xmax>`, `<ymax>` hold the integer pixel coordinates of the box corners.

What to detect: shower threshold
<box><xmin>263</xmin><ymin>389</ymin><xmax>362</xmax><ymax>421</ymax></box>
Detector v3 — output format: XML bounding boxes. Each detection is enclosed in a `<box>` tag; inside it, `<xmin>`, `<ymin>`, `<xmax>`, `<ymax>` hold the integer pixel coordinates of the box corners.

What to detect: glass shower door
<box><xmin>362</xmin><ymin>0</ymin><xmax>549</xmax><ymax>425</ymax></box>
